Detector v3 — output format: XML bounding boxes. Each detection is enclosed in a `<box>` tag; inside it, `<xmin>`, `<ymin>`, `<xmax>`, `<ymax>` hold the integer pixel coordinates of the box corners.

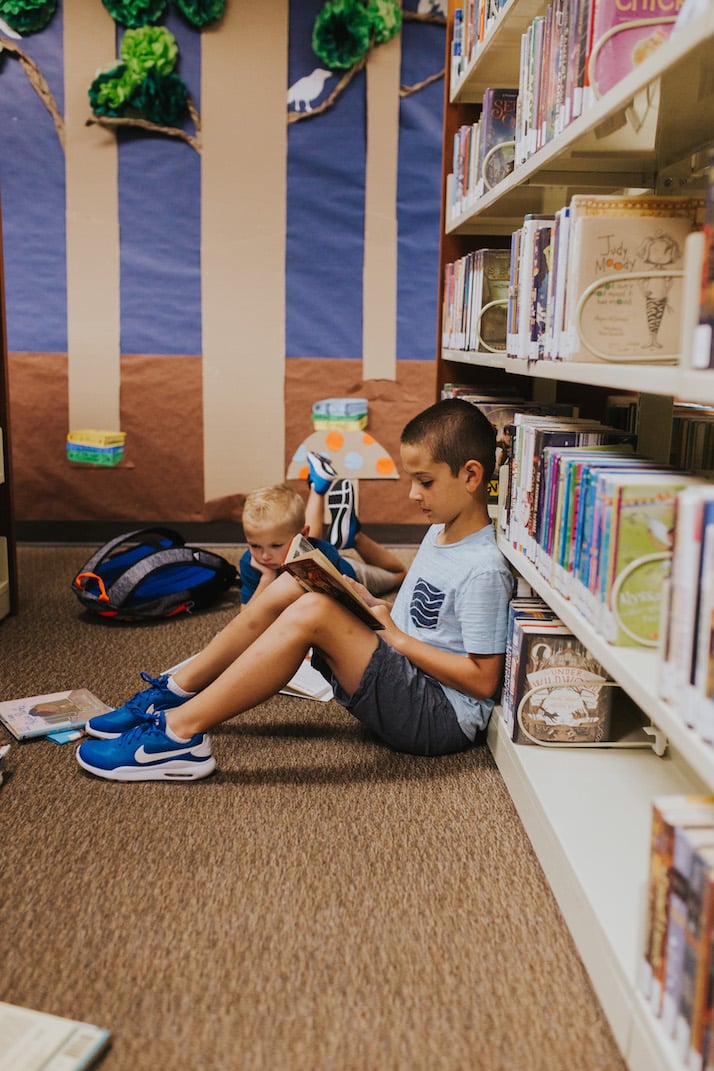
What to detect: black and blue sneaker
<box><xmin>306</xmin><ymin>452</ymin><xmax>338</xmax><ymax>495</ymax></box>
<box><xmin>327</xmin><ymin>478</ymin><xmax>360</xmax><ymax>550</ymax></box>
<box><xmin>76</xmin><ymin>711</ymin><xmax>215</xmax><ymax>782</ymax></box>
<box><xmin>84</xmin><ymin>671</ymin><xmax>188</xmax><ymax>740</ymax></box>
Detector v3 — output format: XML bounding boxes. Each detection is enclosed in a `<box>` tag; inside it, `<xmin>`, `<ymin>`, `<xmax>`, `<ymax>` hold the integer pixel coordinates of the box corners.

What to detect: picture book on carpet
<box><xmin>0</xmin><ymin>689</ymin><xmax>111</xmax><ymax>741</ymax></box>
<box><xmin>0</xmin><ymin>1000</ymin><xmax>110</xmax><ymax>1071</ymax></box>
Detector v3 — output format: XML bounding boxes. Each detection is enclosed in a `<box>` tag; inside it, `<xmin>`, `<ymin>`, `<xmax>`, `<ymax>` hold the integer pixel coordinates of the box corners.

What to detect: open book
<box><xmin>280</xmin><ymin>534</ymin><xmax>384</xmax><ymax>630</ymax></box>
<box><xmin>0</xmin><ymin>1001</ymin><xmax>110</xmax><ymax>1071</ymax></box>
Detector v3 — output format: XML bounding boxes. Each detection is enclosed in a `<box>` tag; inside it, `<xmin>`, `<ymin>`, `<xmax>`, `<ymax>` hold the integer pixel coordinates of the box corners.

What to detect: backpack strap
<box><xmin>73</xmin><ymin>527</ymin><xmax>184</xmax><ymax>578</ymax></box>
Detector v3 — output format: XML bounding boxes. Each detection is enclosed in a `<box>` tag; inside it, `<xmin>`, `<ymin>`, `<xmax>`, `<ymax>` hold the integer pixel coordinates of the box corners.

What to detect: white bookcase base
<box><xmin>488</xmin><ymin>712</ymin><xmax>706</xmax><ymax>1070</ymax></box>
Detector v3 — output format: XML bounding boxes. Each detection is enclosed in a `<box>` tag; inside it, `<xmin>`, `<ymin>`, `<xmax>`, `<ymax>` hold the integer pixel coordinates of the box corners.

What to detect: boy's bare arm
<box><xmin>358</xmin><ymin>587</ymin><xmax>503</xmax><ymax>700</ymax></box>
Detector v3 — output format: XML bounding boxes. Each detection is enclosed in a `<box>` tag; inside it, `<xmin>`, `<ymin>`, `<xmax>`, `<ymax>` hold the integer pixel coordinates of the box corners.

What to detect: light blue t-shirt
<box><xmin>391</xmin><ymin>523</ymin><xmax>513</xmax><ymax>740</ymax></box>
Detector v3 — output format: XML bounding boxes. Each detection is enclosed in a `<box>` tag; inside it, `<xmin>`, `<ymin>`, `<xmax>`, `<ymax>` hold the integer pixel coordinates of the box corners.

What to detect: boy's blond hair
<box><xmin>242</xmin><ymin>484</ymin><xmax>305</xmax><ymax>534</ymax></box>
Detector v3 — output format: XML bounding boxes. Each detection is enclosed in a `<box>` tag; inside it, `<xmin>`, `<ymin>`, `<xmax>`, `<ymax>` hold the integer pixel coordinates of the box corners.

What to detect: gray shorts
<box><xmin>313</xmin><ymin>639</ymin><xmax>476</xmax><ymax>757</ymax></box>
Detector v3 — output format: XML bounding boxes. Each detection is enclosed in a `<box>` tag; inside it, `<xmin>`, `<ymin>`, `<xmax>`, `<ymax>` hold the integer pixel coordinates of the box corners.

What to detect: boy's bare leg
<box><xmin>168</xmin><ymin>592</ymin><xmax>380</xmax><ymax>737</ymax></box>
<box><xmin>172</xmin><ymin>572</ymin><xmax>307</xmax><ymax>693</ymax></box>
<box><xmin>304</xmin><ymin>486</ymin><xmax>326</xmax><ymax>539</ymax></box>
<box><xmin>352</xmin><ymin>531</ymin><xmax>406</xmax><ymax>583</ymax></box>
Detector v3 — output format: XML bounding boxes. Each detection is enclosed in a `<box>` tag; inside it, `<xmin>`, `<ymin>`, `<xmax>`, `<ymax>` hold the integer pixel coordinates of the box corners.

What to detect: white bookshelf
<box><xmin>438</xmin><ymin>5</ymin><xmax>714</xmax><ymax>1068</ymax></box>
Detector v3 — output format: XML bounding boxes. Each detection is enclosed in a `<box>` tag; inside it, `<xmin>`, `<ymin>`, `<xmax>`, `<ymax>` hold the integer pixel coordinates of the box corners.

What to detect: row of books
<box><xmin>660</xmin><ymin>485</ymin><xmax>714</xmax><ymax>745</ymax></box>
<box><xmin>502</xmin><ymin>595</ymin><xmax>615</xmax><ymax>745</ymax></box>
<box><xmin>442</xmin><ymin>247</ymin><xmax>510</xmax><ymax>353</ymax></box>
<box><xmin>451</xmin><ymin>0</ymin><xmax>507</xmax><ymax>84</ymax></box>
<box><xmin>452</xmin><ymin>1</ymin><xmax>687</xmax><ymax>181</ymax></box>
<box><xmin>641</xmin><ymin>795</ymin><xmax>714</xmax><ymax>1071</ymax></box>
<box><xmin>440</xmin><ymin>384</ymin><xmax>578</xmax><ymax>505</ymax></box>
<box><xmin>450</xmin><ymin>87</ymin><xmax>518</xmax><ymax>219</ymax></box>
<box><xmin>505</xmin><ymin>193</ymin><xmax>703</xmax><ymax>364</ymax></box>
<box><xmin>501</xmin><ymin>411</ymin><xmax>699</xmax><ymax>648</ymax></box>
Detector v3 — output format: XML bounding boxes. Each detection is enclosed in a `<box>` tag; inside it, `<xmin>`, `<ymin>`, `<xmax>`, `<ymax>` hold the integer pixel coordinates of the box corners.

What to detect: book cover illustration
<box><xmin>567</xmin><ymin>214</ymin><xmax>695</xmax><ymax>363</ymax></box>
<box><xmin>604</xmin><ymin>475</ymin><xmax>692</xmax><ymax>646</ymax></box>
<box><xmin>0</xmin><ymin>688</ymin><xmax>111</xmax><ymax>741</ymax></box>
<box><xmin>587</xmin><ymin>0</ymin><xmax>678</xmax><ymax>100</ymax></box>
<box><xmin>479</xmin><ymin>87</ymin><xmax>518</xmax><ymax>192</ymax></box>
<box><xmin>513</xmin><ymin>628</ymin><xmax>613</xmax><ymax>745</ymax></box>
<box><xmin>281</xmin><ymin>534</ymin><xmax>383</xmax><ymax>631</ymax></box>
<box><xmin>478</xmin><ymin>248</ymin><xmax>511</xmax><ymax>352</ymax></box>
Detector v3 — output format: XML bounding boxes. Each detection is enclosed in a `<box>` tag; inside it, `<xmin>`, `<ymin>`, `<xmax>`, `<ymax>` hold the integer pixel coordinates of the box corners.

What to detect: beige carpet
<box><xmin>0</xmin><ymin>545</ymin><xmax>627</xmax><ymax>1071</ymax></box>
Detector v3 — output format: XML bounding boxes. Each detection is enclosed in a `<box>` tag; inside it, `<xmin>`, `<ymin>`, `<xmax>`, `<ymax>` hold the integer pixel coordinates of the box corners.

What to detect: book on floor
<box><xmin>279</xmin><ymin>653</ymin><xmax>334</xmax><ymax>703</ymax></box>
<box><xmin>0</xmin><ymin>689</ymin><xmax>111</xmax><ymax>741</ymax></box>
<box><xmin>280</xmin><ymin>534</ymin><xmax>384</xmax><ymax>631</ymax></box>
<box><xmin>0</xmin><ymin>1000</ymin><xmax>110</xmax><ymax>1071</ymax></box>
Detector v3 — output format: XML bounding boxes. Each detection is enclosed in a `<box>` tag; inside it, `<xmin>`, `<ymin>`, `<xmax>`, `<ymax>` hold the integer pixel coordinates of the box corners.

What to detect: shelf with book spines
<box><xmin>496</xmin><ymin>537</ymin><xmax>714</xmax><ymax>791</ymax></box>
<box><xmin>451</xmin><ymin>0</ymin><xmax>550</xmax><ymax>104</ymax></box>
<box><xmin>438</xmin><ymin>3</ymin><xmax>714</xmax><ymax>1068</ymax></box>
<box><xmin>447</xmin><ymin>9</ymin><xmax>714</xmax><ymax>234</ymax></box>
<box><xmin>441</xmin><ymin>355</ymin><xmax>714</xmax><ymax>402</ymax></box>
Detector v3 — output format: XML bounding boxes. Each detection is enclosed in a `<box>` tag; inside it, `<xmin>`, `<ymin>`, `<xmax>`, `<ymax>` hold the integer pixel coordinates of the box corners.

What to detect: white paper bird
<box><xmin>0</xmin><ymin>16</ymin><xmax>21</xmax><ymax>39</ymax></box>
<box><xmin>287</xmin><ymin>68</ymin><xmax>332</xmax><ymax>113</ymax></box>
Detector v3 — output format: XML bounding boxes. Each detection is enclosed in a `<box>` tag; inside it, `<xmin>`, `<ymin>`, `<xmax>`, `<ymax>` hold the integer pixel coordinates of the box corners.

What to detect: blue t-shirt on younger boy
<box><xmin>239</xmin><ymin>537</ymin><xmax>357</xmax><ymax>605</ymax></box>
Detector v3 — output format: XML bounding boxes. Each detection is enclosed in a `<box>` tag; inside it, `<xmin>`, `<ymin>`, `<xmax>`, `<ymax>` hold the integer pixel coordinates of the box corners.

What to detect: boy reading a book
<box><xmin>77</xmin><ymin>399</ymin><xmax>514</xmax><ymax>781</ymax></box>
<box><xmin>239</xmin><ymin>474</ymin><xmax>406</xmax><ymax>605</ymax></box>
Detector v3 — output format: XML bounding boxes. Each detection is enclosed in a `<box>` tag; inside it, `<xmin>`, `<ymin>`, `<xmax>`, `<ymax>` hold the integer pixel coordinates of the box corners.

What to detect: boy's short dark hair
<box><xmin>401</xmin><ymin>398</ymin><xmax>496</xmax><ymax>477</ymax></box>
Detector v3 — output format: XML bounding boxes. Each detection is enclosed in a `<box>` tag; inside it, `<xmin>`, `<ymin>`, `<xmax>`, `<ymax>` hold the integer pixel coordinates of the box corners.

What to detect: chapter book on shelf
<box><xmin>0</xmin><ymin>1000</ymin><xmax>111</xmax><ymax>1071</ymax></box>
<box><xmin>565</xmin><ymin>213</ymin><xmax>696</xmax><ymax>364</ymax></box>
<box><xmin>660</xmin><ymin>825</ymin><xmax>714</xmax><ymax>1038</ymax></box>
<box><xmin>660</xmin><ymin>486</ymin><xmax>714</xmax><ymax>722</ymax></box>
<box><xmin>560</xmin><ymin>194</ymin><xmax>703</xmax><ymax>362</ymax></box>
<box><xmin>692</xmin><ymin>149</ymin><xmax>714</xmax><ymax>369</ymax></box>
<box><xmin>641</xmin><ymin>796</ymin><xmax>714</xmax><ymax>1016</ymax></box>
<box><xmin>280</xmin><ymin>534</ymin><xmax>383</xmax><ymax>631</ymax></box>
<box><xmin>599</xmin><ymin>471</ymin><xmax>697</xmax><ymax>647</ymax></box>
<box><xmin>478</xmin><ymin>87</ymin><xmax>518</xmax><ymax>194</ymax></box>
<box><xmin>507</xmin><ymin>617</ymin><xmax>615</xmax><ymax>746</ymax></box>
<box><xmin>586</xmin><ymin>0</ymin><xmax>679</xmax><ymax>101</ymax></box>
<box><xmin>680</xmin><ymin>843</ymin><xmax>714</xmax><ymax>1071</ymax></box>
<box><xmin>0</xmin><ymin>688</ymin><xmax>111</xmax><ymax>741</ymax></box>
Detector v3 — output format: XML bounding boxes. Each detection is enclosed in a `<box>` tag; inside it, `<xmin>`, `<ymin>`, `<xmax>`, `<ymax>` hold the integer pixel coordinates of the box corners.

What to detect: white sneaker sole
<box><xmin>76</xmin><ymin>752</ymin><xmax>217</xmax><ymax>782</ymax></box>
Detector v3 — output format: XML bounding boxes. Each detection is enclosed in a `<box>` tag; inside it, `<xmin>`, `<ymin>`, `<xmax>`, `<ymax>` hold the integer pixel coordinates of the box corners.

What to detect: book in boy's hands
<box><xmin>0</xmin><ymin>689</ymin><xmax>111</xmax><ymax>741</ymax></box>
<box><xmin>0</xmin><ymin>1000</ymin><xmax>111</xmax><ymax>1071</ymax></box>
<box><xmin>280</xmin><ymin>534</ymin><xmax>384</xmax><ymax>630</ymax></box>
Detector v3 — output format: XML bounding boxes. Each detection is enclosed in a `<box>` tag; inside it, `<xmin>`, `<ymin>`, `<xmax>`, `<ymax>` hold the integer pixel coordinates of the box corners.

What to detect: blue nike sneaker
<box><xmin>327</xmin><ymin>479</ymin><xmax>360</xmax><ymax>550</ymax></box>
<box><xmin>306</xmin><ymin>452</ymin><xmax>338</xmax><ymax>495</ymax></box>
<box><xmin>84</xmin><ymin>671</ymin><xmax>188</xmax><ymax>739</ymax></box>
<box><xmin>76</xmin><ymin>711</ymin><xmax>216</xmax><ymax>782</ymax></box>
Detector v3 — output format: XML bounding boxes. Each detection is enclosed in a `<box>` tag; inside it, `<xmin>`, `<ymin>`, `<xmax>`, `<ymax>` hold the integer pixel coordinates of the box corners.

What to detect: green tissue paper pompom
<box><xmin>88</xmin><ymin>64</ymin><xmax>137</xmax><ymax>117</ymax></box>
<box><xmin>121</xmin><ymin>25</ymin><xmax>178</xmax><ymax>78</ymax></box>
<box><xmin>367</xmin><ymin>0</ymin><xmax>401</xmax><ymax>44</ymax></box>
<box><xmin>174</xmin><ymin>0</ymin><xmax>225</xmax><ymax>28</ymax></box>
<box><xmin>312</xmin><ymin>0</ymin><xmax>372</xmax><ymax>70</ymax></box>
<box><xmin>0</xmin><ymin>0</ymin><xmax>57</xmax><ymax>35</ymax></box>
<box><xmin>101</xmin><ymin>0</ymin><xmax>168</xmax><ymax>29</ymax></box>
<box><xmin>127</xmin><ymin>69</ymin><xmax>189</xmax><ymax>126</ymax></box>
